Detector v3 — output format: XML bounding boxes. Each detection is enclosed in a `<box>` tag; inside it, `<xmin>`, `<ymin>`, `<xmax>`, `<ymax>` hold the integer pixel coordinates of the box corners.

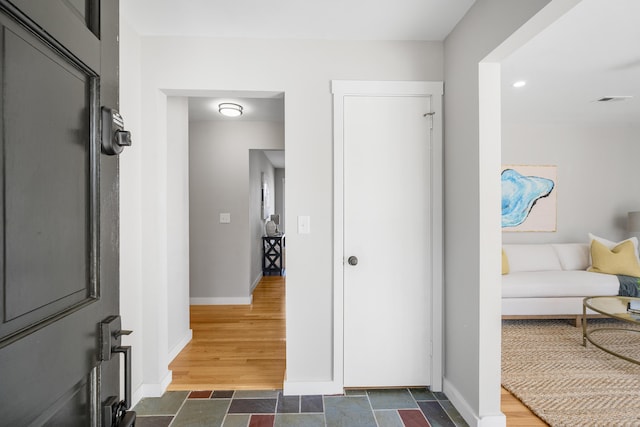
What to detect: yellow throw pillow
<box><xmin>502</xmin><ymin>249</ymin><xmax>509</xmax><ymax>275</ymax></box>
<box><xmin>588</xmin><ymin>239</ymin><xmax>640</xmax><ymax>277</ymax></box>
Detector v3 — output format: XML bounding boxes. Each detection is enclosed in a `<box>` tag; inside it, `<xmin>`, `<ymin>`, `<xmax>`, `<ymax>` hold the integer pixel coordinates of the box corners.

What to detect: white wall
<box><xmin>502</xmin><ymin>123</ymin><xmax>640</xmax><ymax>243</ymax></box>
<box><xmin>126</xmin><ymin>36</ymin><xmax>443</xmax><ymax>394</ymax></box>
<box><xmin>189</xmin><ymin>122</ymin><xmax>283</xmax><ymax>303</ymax></box>
<box><xmin>442</xmin><ymin>0</ymin><xmax>553</xmax><ymax>425</ymax></box>
<box><xmin>166</xmin><ymin>97</ymin><xmax>191</xmax><ymax>359</ymax></box>
<box><xmin>118</xmin><ymin>16</ymin><xmax>145</xmax><ymax>404</ymax></box>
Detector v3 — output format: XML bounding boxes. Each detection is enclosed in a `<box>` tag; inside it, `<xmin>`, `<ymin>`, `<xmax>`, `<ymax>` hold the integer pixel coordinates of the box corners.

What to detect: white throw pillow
<box><xmin>587</xmin><ymin>233</ymin><xmax>640</xmax><ymax>267</ymax></box>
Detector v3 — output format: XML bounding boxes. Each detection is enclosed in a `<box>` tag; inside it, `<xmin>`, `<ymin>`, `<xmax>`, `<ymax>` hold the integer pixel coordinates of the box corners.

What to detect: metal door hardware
<box><xmin>348</xmin><ymin>256</ymin><xmax>358</xmax><ymax>266</ymax></box>
<box><xmin>103</xmin><ymin>396</ymin><xmax>136</xmax><ymax>427</ymax></box>
<box><xmin>101</xmin><ymin>107</ymin><xmax>132</xmax><ymax>155</ymax></box>
<box><xmin>100</xmin><ymin>316</ymin><xmax>135</xmax><ymax>425</ymax></box>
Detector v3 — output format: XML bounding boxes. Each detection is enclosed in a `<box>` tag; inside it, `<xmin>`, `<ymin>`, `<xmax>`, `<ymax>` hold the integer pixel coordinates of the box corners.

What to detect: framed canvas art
<box><xmin>501</xmin><ymin>165</ymin><xmax>557</xmax><ymax>232</ymax></box>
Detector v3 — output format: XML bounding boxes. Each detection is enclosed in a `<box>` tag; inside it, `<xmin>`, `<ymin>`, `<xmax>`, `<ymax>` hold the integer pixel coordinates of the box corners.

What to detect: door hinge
<box><xmin>423</xmin><ymin>111</ymin><xmax>435</xmax><ymax>129</ymax></box>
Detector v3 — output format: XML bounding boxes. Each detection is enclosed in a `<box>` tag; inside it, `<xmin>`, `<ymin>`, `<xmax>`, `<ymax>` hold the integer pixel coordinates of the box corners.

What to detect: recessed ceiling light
<box><xmin>512</xmin><ymin>81</ymin><xmax>527</xmax><ymax>88</ymax></box>
<box><xmin>218</xmin><ymin>103</ymin><xmax>243</xmax><ymax>117</ymax></box>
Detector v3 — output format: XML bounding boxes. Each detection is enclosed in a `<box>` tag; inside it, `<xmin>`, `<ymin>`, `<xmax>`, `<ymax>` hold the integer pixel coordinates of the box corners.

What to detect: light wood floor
<box><xmin>168</xmin><ymin>275</ymin><xmax>286</xmax><ymax>391</ymax></box>
<box><xmin>167</xmin><ymin>276</ymin><xmax>546</xmax><ymax>425</ymax></box>
<box><xmin>501</xmin><ymin>387</ymin><xmax>547</xmax><ymax>426</ymax></box>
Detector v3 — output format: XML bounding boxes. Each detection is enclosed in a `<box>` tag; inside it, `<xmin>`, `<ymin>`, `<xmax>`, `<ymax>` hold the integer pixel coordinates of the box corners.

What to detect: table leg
<box><xmin>582</xmin><ymin>302</ymin><xmax>587</xmax><ymax>347</ymax></box>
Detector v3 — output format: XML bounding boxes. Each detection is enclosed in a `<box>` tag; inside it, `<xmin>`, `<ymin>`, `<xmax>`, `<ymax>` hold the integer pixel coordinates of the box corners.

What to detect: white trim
<box><xmin>140</xmin><ymin>370</ymin><xmax>173</xmax><ymax>398</ymax></box>
<box><xmin>443</xmin><ymin>378</ymin><xmax>506</xmax><ymax>427</ymax></box>
<box><xmin>250</xmin><ymin>273</ymin><xmax>263</xmax><ymax>293</ymax></box>
<box><xmin>190</xmin><ymin>296</ymin><xmax>253</xmax><ymax>305</ymax></box>
<box><xmin>282</xmin><ymin>380</ymin><xmax>343</xmax><ymax>396</ymax></box>
<box><xmin>168</xmin><ymin>329</ymin><xmax>193</xmax><ymax>363</ymax></box>
<box><xmin>429</xmin><ymin>84</ymin><xmax>444</xmax><ymax>392</ymax></box>
<box><xmin>477</xmin><ymin>415</ymin><xmax>509</xmax><ymax>427</ymax></box>
<box><xmin>331</xmin><ymin>80</ymin><xmax>444</xmax><ymax>391</ymax></box>
<box><xmin>471</xmin><ymin>0</ymin><xmax>582</xmax><ymax>418</ymax></box>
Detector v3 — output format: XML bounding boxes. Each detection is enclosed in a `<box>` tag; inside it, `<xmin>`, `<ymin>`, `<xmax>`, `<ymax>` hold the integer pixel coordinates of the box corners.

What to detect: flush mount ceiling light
<box><xmin>218</xmin><ymin>103</ymin><xmax>243</xmax><ymax>117</ymax></box>
<box><xmin>512</xmin><ymin>80</ymin><xmax>527</xmax><ymax>88</ymax></box>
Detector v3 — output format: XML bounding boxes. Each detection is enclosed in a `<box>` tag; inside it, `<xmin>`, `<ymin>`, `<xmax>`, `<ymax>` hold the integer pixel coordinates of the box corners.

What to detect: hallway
<box><xmin>168</xmin><ymin>276</ymin><xmax>286</xmax><ymax>391</ymax></box>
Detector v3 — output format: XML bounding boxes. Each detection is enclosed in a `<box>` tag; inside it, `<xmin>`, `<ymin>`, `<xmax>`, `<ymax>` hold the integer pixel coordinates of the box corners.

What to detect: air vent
<box><xmin>596</xmin><ymin>96</ymin><xmax>633</xmax><ymax>102</ymax></box>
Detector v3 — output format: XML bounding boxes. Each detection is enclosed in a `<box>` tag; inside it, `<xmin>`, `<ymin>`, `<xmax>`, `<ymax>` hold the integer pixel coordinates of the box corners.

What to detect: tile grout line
<box><xmin>365</xmin><ymin>389</ymin><xmax>382</xmax><ymax>427</ymax></box>
<box><xmin>322</xmin><ymin>395</ymin><xmax>328</xmax><ymax>427</ymax></box>
<box><xmin>274</xmin><ymin>390</ymin><xmax>281</xmax><ymax>424</ymax></box>
<box><xmin>218</xmin><ymin>393</ymin><xmax>236</xmax><ymax>427</ymax></box>
<box><xmin>167</xmin><ymin>393</ymin><xmax>190</xmax><ymax>427</ymax></box>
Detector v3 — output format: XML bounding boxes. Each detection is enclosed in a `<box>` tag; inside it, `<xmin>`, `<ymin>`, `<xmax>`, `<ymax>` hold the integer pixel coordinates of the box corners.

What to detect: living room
<box><xmin>500</xmin><ymin>1</ymin><xmax>640</xmax><ymax>423</ymax></box>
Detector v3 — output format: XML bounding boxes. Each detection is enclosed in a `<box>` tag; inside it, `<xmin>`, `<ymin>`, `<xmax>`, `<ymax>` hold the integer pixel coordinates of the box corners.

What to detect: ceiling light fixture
<box><xmin>512</xmin><ymin>81</ymin><xmax>527</xmax><ymax>88</ymax></box>
<box><xmin>218</xmin><ymin>103</ymin><xmax>243</xmax><ymax>117</ymax></box>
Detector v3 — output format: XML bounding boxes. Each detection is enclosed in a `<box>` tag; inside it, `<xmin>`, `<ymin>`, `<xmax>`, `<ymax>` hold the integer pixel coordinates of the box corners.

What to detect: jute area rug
<box><xmin>502</xmin><ymin>319</ymin><xmax>640</xmax><ymax>427</ymax></box>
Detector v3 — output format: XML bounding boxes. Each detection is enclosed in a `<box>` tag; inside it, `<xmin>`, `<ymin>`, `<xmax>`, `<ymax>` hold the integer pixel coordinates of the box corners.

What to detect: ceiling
<box><xmin>263</xmin><ymin>150</ymin><xmax>285</xmax><ymax>169</ymax></box>
<box><xmin>121</xmin><ymin>0</ymin><xmax>476</xmax><ymax>41</ymax></box>
<box><xmin>501</xmin><ymin>0</ymin><xmax>639</xmax><ymax>126</ymax></box>
<box><xmin>151</xmin><ymin>1</ymin><xmax>475</xmax><ymax>126</ymax></box>
<box><xmin>123</xmin><ymin>0</ymin><xmax>639</xmax><ymax>134</ymax></box>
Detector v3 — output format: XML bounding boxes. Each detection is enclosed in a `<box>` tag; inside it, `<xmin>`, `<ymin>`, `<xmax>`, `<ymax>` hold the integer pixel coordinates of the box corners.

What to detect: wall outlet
<box><xmin>220</xmin><ymin>213</ymin><xmax>231</xmax><ymax>224</ymax></box>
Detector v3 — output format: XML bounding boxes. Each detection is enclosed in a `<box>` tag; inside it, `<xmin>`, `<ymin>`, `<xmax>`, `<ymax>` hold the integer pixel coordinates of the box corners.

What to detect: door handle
<box><xmin>348</xmin><ymin>256</ymin><xmax>358</xmax><ymax>266</ymax></box>
<box><xmin>113</xmin><ymin>345</ymin><xmax>132</xmax><ymax>409</ymax></box>
<box><xmin>100</xmin><ymin>316</ymin><xmax>136</xmax><ymax>426</ymax></box>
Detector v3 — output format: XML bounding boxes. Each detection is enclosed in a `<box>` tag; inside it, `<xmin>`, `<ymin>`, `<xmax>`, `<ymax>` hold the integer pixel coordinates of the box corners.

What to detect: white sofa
<box><xmin>502</xmin><ymin>243</ymin><xmax>620</xmax><ymax>325</ymax></box>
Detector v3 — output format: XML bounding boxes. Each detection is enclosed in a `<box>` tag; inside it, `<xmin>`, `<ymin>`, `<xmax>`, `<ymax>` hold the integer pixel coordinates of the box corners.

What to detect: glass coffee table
<box><xmin>582</xmin><ymin>296</ymin><xmax>640</xmax><ymax>365</ymax></box>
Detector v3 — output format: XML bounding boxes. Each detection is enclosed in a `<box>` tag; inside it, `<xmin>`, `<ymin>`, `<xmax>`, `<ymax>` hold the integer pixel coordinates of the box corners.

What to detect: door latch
<box><xmin>101</xmin><ymin>107</ymin><xmax>132</xmax><ymax>155</ymax></box>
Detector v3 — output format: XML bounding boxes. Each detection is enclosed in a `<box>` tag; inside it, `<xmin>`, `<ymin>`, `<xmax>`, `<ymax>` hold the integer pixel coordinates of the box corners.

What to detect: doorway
<box><xmin>167</xmin><ymin>92</ymin><xmax>286</xmax><ymax>390</ymax></box>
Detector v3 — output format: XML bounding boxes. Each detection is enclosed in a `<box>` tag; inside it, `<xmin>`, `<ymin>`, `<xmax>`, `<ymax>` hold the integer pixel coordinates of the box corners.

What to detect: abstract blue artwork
<box><xmin>502</xmin><ymin>166</ymin><xmax>556</xmax><ymax>230</ymax></box>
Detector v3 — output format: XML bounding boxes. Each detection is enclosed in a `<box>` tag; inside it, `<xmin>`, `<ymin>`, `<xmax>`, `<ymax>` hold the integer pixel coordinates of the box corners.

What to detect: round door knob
<box><xmin>347</xmin><ymin>256</ymin><xmax>358</xmax><ymax>266</ymax></box>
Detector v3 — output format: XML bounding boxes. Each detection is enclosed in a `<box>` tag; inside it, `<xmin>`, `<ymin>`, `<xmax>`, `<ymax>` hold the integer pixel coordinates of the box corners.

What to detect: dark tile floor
<box><xmin>133</xmin><ymin>388</ymin><xmax>469</xmax><ymax>427</ymax></box>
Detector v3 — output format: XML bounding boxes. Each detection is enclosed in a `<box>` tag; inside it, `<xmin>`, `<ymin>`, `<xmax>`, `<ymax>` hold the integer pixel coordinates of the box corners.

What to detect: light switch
<box><xmin>298</xmin><ymin>215</ymin><xmax>311</xmax><ymax>234</ymax></box>
<box><xmin>220</xmin><ymin>213</ymin><xmax>231</xmax><ymax>224</ymax></box>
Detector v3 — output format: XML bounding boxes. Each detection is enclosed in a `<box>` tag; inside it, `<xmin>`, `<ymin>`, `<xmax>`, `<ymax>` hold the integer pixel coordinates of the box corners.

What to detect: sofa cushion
<box><xmin>552</xmin><ymin>243</ymin><xmax>590</xmax><ymax>271</ymax></box>
<box><xmin>502</xmin><ymin>270</ymin><xmax>619</xmax><ymax>298</ymax></box>
<box><xmin>502</xmin><ymin>244</ymin><xmax>562</xmax><ymax>273</ymax></box>
<box><xmin>587</xmin><ymin>239</ymin><xmax>640</xmax><ymax>277</ymax></box>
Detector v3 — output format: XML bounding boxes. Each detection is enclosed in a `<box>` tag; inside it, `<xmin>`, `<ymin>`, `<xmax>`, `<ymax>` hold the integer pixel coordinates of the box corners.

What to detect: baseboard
<box><xmin>283</xmin><ymin>380</ymin><xmax>343</xmax><ymax>396</ymax></box>
<box><xmin>477</xmin><ymin>414</ymin><xmax>507</xmax><ymax>427</ymax></box>
<box><xmin>190</xmin><ymin>296</ymin><xmax>252</xmax><ymax>305</ymax></box>
<box><xmin>140</xmin><ymin>370</ymin><xmax>173</xmax><ymax>398</ymax></box>
<box><xmin>250</xmin><ymin>274</ymin><xmax>263</xmax><ymax>293</ymax></box>
<box><xmin>130</xmin><ymin>384</ymin><xmax>144</xmax><ymax>409</ymax></box>
<box><xmin>443</xmin><ymin>378</ymin><xmax>506</xmax><ymax>427</ymax></box>
<box><xmin>168</xmin><ymin>329</ymin><xmax>193</xmax><ymax>363</ymax></box>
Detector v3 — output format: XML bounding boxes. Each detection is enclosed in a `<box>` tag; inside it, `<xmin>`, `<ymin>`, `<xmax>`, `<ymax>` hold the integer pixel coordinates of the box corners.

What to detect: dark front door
<box><xmin>0</xmin><ymin>1</ymin><xmax>125</xmax><ymax>425</ymax></box>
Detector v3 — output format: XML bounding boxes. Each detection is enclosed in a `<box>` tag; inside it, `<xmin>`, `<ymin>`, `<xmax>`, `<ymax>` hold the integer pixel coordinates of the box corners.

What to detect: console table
<box><xmin>262</xmin><ymin>234</ymin><xmax>285</xmax><ymax>276</ymax></box>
